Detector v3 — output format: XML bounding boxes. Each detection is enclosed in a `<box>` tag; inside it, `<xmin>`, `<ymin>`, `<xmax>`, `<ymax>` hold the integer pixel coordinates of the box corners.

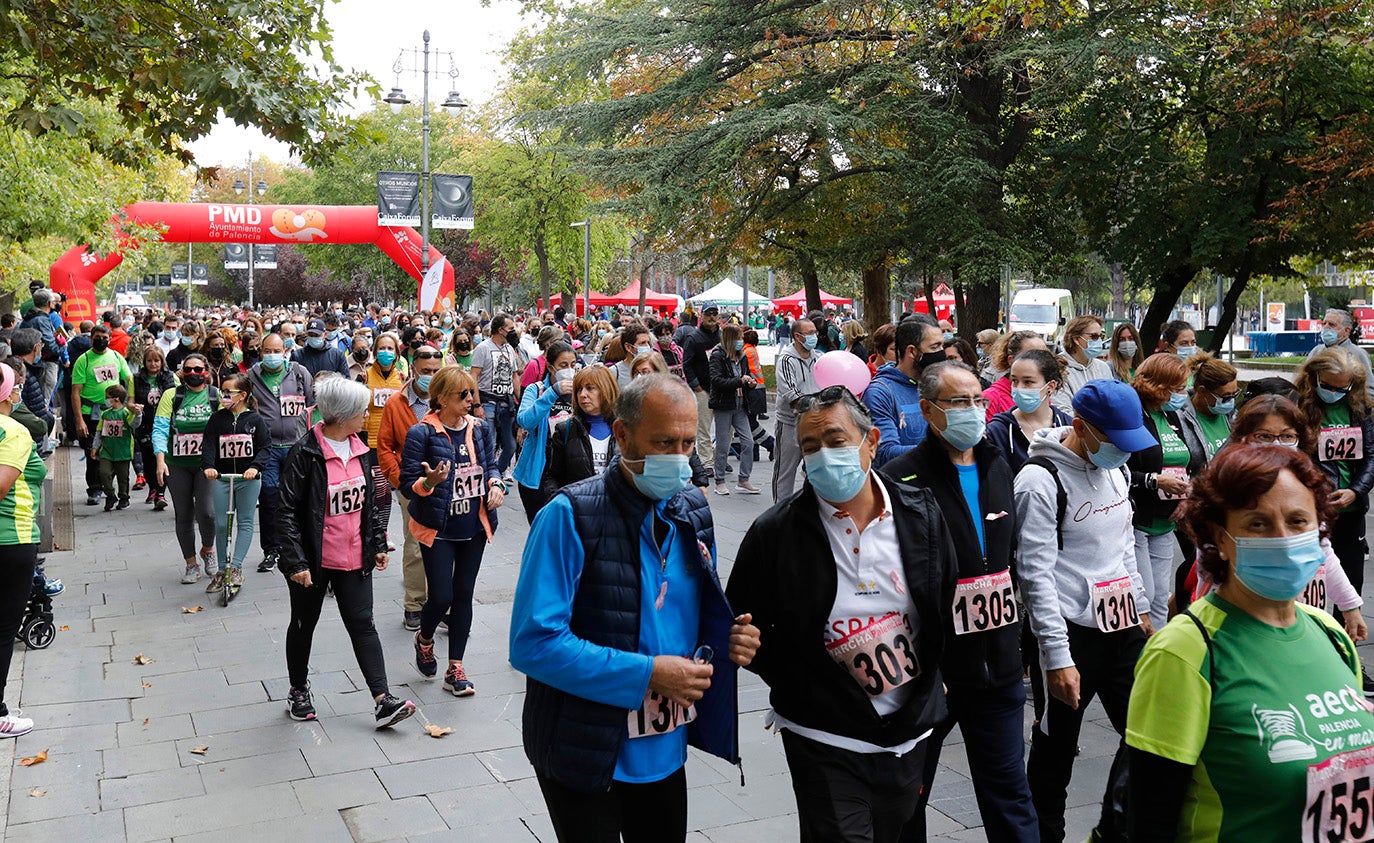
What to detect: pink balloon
<box><xmin>812</xmin><ymin>350</ymin><xmax>872</xmax><ymax>396</ymax></box>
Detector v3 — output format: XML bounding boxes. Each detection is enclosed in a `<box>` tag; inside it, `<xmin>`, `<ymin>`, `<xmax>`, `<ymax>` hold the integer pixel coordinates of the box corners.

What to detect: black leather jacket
<box><xmin>276</xmin><ymin>428</ymin><xmax>387</xmax><ymax>579</ymax></box>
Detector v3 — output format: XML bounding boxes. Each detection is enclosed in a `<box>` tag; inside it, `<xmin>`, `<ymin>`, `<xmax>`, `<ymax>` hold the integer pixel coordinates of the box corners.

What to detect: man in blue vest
<box><xmin>510</xmin><ymin>373</ymin><xmax>760</xmax><ymax>843</ymax></box>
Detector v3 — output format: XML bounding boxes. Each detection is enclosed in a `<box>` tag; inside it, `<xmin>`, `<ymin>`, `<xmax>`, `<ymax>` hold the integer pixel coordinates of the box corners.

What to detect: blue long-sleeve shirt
<box><xmin>862</xmin><ymin>364</ymin><xmax>927</xmax><ymax>467</ymax></box>
<box><xmin>512</xmin><ymin>379</ymin><xmax>569</xmax><ymax>490</ymax></box>
<box><xmin>510</xmin><ymin>493</ymin><xmax>703</xmax><ymax>783</ymax></box>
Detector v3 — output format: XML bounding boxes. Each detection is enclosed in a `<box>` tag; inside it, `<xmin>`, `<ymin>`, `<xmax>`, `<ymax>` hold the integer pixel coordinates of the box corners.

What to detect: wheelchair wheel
<box><xmin>23</xmin><ymin>619</ymin><xmax>54</xmax><ymax>649</ymax></box>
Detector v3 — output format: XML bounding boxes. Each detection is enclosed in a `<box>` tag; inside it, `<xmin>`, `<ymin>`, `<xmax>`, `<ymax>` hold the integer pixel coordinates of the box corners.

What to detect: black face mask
<box><xmin>352</xmin><ymin>350</ymin><xmax>369</xmax><ymax>362</ymax></box>
<box><xmin>408</xmin><ymin>339</ymin><xmax>422</xmax><ymax>350</ymax></box>
<box><xmin>208</xmin><ymin>347</ymin><xmax>225</xmax><ymax>361</ymax></box>
<box><xmin>455</xmin><ymin>343</ymin><xmax>471</xmax><ymax>353</ymax></box>
<box><xmin>182</xmin><ymin>373</ymin><xmax>206</xmax><ymax>387</ymax></box>
<box><xmin>918</xmin><ymin>350</ymin><xmax>946</xmax><ymax>370</ymax></box>
<box><xmin>245</xmin><ymin>348</ymin><xmax>261</xmax><ymax>361</ymax></box>
<box><xmin>91</xmin><ymin>337</ymin><xmax>109</xmax><ymax>353</ymax></box>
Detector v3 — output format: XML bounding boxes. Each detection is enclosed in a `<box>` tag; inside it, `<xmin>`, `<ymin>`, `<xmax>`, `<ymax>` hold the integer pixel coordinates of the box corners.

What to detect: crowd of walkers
<box><xmin>2</xmin><ymin>283</ymin><xmax>1373</xmax><ymax>842</ymax></box>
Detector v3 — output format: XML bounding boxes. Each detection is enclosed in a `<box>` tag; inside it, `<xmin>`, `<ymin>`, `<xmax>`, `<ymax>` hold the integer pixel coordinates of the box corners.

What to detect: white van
<box><xmin>1010</xmin><ymin>288</ymin><xmax>1075</xmax><ymax>344</ymax></box>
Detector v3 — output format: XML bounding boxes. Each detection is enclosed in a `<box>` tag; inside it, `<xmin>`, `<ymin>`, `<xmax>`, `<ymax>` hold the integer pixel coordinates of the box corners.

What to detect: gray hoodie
<box><xmin>1013</xmin><ymin>426</ymin><xmax>1146</xmax><ymax>670</ymax></box>
<box><xmin>1050</xmin><ymin>354</ymin><xmax>1114</xmax><ymax>417</ymax></box>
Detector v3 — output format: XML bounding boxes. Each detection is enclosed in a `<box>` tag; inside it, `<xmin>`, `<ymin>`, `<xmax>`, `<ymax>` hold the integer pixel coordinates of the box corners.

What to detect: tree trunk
<box><xmin>862</xmin><ymin>258</ymin><xmax>890</xmax><ymax>335</ymax></box>
<box><xmin>798</xmin><ymin>251</ymin><xmax>821</xmax><ymax>314</ymax></box>
<box><xmin>1109</xmin><ymin>262</ymin><xmax>1126</xmax><ymax>319</ymax></box>
<box><xmin>1213</xmin><ymin>272</ymin><xmax>1251</xmax><ymax>353</ymax></box>
<box><xmin>532</xmin><ymin>234</ymin><xmax>552</xmax><ymax>312</ymax></box>
<box><xmin>638</xmin><ymin>253</ymin><xmax>653</xmax><ymax>316</ymax></box>
<box><xmin>962</xmin><ymin>274</ymin><xmax>1002</xmax><ymax>341</ymax></box>
<box><xmin>924</xmin><ymin>269</ymin><xmax>937</xmax><ymax>316</ymax></box>
<box><xmin>1138</xmin><ymin>266</ymin><xmax>1198</xmax><ymax>353</ymax></box>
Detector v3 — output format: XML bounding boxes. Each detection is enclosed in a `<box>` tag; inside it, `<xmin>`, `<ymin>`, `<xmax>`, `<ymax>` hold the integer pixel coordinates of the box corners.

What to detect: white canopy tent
<box><xmin>687</xmin><ymin>278</ymin><xmax>771</xmax><ymax>308</ymax></box>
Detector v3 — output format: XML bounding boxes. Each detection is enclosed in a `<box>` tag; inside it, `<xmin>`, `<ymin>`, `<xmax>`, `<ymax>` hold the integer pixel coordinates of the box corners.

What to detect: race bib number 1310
<box><xmin>1091</xmin><ymin>576</ymin><xmax>1141</xmax><ymax>633</ymax></box>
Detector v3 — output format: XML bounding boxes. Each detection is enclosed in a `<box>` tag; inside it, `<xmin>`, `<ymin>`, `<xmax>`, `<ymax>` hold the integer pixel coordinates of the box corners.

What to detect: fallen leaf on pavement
<box><xmin>142</xmin><ymin>718</ymin><xmax>150</xmax><ymax>726</ymax></box>
<box><xmin>189</xmin><ymin>746</ymin><xmax>209</xmax><ymax>755</ymax></box>
<box><xmin>59</xmin><ymin>625</ymin><xmax>69</xmax><ymax>631</ymax></box>
<box><xmin>29</xmin><ymin>787</ymin><xmax>45</xmax><ymax>798</ymax></box>
<box><xmin>424</xmin><ymin>724</ymin><xmax>452</xmax><ymax>738</ymax></box>
<box><xmin>181</xmin><ymin>606</ymin><xmax>202</xmax><ymax>614</ymax></box>
<box><xmin>134</xmin><ymin>654</ymin><xmax>154</xmax><ymax>665</ymax></box>
<box><xmin>19</xmin><ymin>749</ymin><xmax>48</xmax><ymax>766</ymax></box>
<box><xmin>142</xmin><ymin>683</ymin><xmax>151</xmax><ymax>689</ymax></box>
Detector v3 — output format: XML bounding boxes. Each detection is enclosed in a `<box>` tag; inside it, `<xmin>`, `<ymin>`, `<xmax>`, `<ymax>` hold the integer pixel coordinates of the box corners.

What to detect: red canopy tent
<box><xmin>539</xmin><ymin>291</ymin><xmax>616</xmax><ymax>316</ymax></box>
<box><xmin>770</xmin><ymin>288</ymin><xmax>853</xmax><ymax>316</ymax></box>
<box><xmin>608</xmin><ymin>280</ymin><xmax>678</xmax><ymax>310</ymax></box>
<box><xmin>910</xmin><ymin>284</ymin><xmax>956</xmax><ymax>323</ymax></box>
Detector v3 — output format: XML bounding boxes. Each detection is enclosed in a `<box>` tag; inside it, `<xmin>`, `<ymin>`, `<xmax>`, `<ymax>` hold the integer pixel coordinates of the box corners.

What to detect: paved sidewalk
<box><xmin>10</xmin><ymin>445</ymin><xmax>1135</xmax><ymax>841</ymax></box>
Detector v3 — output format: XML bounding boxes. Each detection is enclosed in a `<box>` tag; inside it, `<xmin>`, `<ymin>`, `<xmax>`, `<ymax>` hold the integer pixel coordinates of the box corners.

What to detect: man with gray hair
<box><xmin>1309</xmin><ymin>308</ymin><xmax>1374</xmax><ymax>399</ymax></box>
<box><xmin>510</xmin><ymin>373</ymin><xmax>760</xmax><ymax>842</ymax></box>
<box><xmin>20</xmin><ymin>288</ymin><xmax>62</xmax><ymax>403</ymax></box>
<box><xmin>772</xmin><ymin>315</ymin><xmax>821</xmax><ymax>501</ymax></box>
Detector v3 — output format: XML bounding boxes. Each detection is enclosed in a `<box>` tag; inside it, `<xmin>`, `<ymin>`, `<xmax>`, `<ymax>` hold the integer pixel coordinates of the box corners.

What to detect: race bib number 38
<box><xmin>1305</xmin><ymin>745</ymin><xmax>1374</xmax><ymax>843</ymax></box>
<box><xmin>825</xmin><ymin>612</ymin><xmax>920</xmax><ymax>696</ymax></box>
<box><xmin>1320</xmin><ymin>426</ymin><xmax>1364</xmax><ymax>462</ymax></box>
<box><xmin>627</xmin><ymin>691</ymin><xmax>696</xmax><ymax>739</ymax></box>
<box><xmin>952</xmin><ymin>570</ymin><xmax>1018</xmax><ymax>636</ymax></box>
<box><xmin>1091</xmin><ymin>576</ymin><xmax>1141</xmax><ymax>633</ymax></box>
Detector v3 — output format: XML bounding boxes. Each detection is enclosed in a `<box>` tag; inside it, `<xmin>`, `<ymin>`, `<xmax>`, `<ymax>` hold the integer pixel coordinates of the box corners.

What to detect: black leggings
<box><xmin>285</xmin><ymin>568</ymin><xmax>388</xmax><ymax>697</ymax></box>
<box><xmin>0</xmin><ymin>544</ymin><xmax>37</xmax><ymax>714</ymax></box>
<box><xmin>537</xmin><ymin>766</ymin><xmax>687</xmax><ymax>843</ymax></box>
<box><xmin>138</xmin><ymin>439</ymin><xmax>164</xmax><ymax>497</ymax></box>
<box><xmin>419</xmin><ymin>537</ymin><xmax>485</xmax><ymax>660</ymax></box>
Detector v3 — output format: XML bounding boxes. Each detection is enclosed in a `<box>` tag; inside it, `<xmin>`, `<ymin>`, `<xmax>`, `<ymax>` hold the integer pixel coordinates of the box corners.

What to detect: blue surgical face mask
<box><xmin>443</xmin><ymin>317</ymin><xmax>453</xmax><ymax>327</ymax></box>
<box><xmin>976</xmin><ymin>347</ymin><xmax>988</xmax><ymax>360</ymax></box>
<box><xmin>942</xmin><ymin>331</ymin><xmax>954</xmax><ymax>341</ymax></box>
<box><xmin>1164</xmin><ymin>391</ymin><xmax>1188</xmax><ymax>412</ymax></box>
<box><xmin>1322</xmin><ymin>327</ymin><xmax>1340</xmax><ymax>346</ymax></box>
<box><xmin>1012</xmin><ymin>386</ymin><xmax>1047</xmax><ymax>414</ymax></box>
<box><xmin>624</xmin><ymin>453</ymin><xmax>693</xmax><ymax>500</ymax></box>
<box><xmin>1118</xmin><ymin>340</ymin><xmax>1138</xmax><ymax>358</ymax></box>
<box><xmin>802</xmin><ymin>334</ymin><xmax>818</xmax><ymax>350</ymax></box>
<box><xmin>1086</xmin><ymin>426</ymin><xmax>1132</xmax><ymax>470</ymax></box>
<box><xmin>937</xmin><ymin>405</ymin><xmax>986</xmax><ymax>451</ymax></box>
<box><xmin>179</xmin><ymin>334</ymin><xmax>195</xmax><ymax>347</ymax></box>
<box><xmin>261</xmin><ymin>352</ymin><xmax>285</xmax><ymax>371</ymax></box>
<box><xmin>375</xmin><ymin>350</ymin><xmax>396</xmax><ymax>367</ymax></box>
<box><xmin>327</xmin><ymin>330</ymin><xmax>339</xmax><ymax>340</ymax></box>
<box><xmin>162</xmin><ymin>329</ymin><xmax>177</xmax><ymax>341</ymax></box>
<box><xmin>804</xmin><ymin>446</ymin><xmax>869</xmax><ymax>503</ymax></box>
<box><xmin>636</xmin><ymin>345</ymin><xmax>653</xmax><ymax>356</ymax></box>
<box><xmin>1211</xmin><ymin>396</ymin><xmax>1236</xmax><ymax>416</ymax></box>
<box><xmin>283</xmin><ymin>337</ymin><xmax>296</xmax><ymax>351</ymax></box>
<box><xmin>1227</xmin><ymin>528</ymin><xmax>1324</xmax><ymax>601</ymax></box>
<box><xmin>306</xmin><ymin>336</ymin><xmax>325</xmax><ymax>350</ymax></box>
<box><xmin>734</xmin><ymin>340</ymin><xmax>744</xmax><ymax>352</ymax></box>
<box><xmin>1176</xmin><ymin>345</ymin><xmax>1197</xmax><ymax>359</ymax></box>
<box><xmin>381</xmin><ymin>317</ymin><xmax>392</xmax><ymax>326</ymax></box>
<box><xmin>414</xmin><ymin>374</ymin><xmax>432</xmax><ymax>393</ymax></box>
<box><xmin>1317</xmin><ymin>385</ymin><xmax>1348</xmax><ymax>405</ymax></box>
<box><xmin>1085</xmin><ymin>339</ymin><xmax>1106</xmax><ymax>358</ymax></box>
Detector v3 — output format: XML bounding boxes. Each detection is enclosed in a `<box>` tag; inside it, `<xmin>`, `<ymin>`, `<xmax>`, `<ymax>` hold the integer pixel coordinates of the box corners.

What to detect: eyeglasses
<box><xmin>1250</xmin><ymin>432</ymin><xmax>1300</xmax><ymax>446</ymax></box>
<box><xmin>796</xmin><ymin>384</ymin><xmax>872</xmax><ymax>418</ymax></box>
<box><xmin>457</xmin><ymin>389</ymin><xmax>475</xmax><ymax>400</ymax></box>
<box><xmin>935</xmin><ymin>396</ymin><xmax>990</xmax><ymax>411</ymax></box>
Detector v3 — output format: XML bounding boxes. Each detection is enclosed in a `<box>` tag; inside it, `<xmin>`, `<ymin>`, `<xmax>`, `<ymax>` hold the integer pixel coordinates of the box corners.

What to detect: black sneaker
<box><xmin>87</xmin><ymin>494</ymin><xmax>100</xmax><ymax>506</ymax></box>
<box><xmin>257</xmin><ymin>551</ymin><xmax>278</xmax><ymax>574</ymax></box>
<box><xmin>104</xmin><ymin>499</ymin><xmax>115</xmax><ymax>512</ymax></box>
<box><xmin>116</xmin><ymin>498</ymin><xmax>130</xmax><ymax>510</ymax></box>
<box><xmin>286</xmin><ymin>684</ymin><xmax>316</xmax><ymax>721</ymax></box>
<box><xmin>1363</xmin><ymin>668</ymin><xmax>1374</xmax><ymax>699</ymax></box>
<box><xmin>403</xmin><ymin>610</ymin><xmax>421</xmax><ymax>631</ymax></box>
<box><xmin>374</xmin><ymin>694</ymin><xmax>416</xmax><ymax>729</ymax></box>
<box><xmin>414</xmin><ymin>632</ymin><xmax>437</xmax><ymax>678</ymax></box>
<box><xmin>444</xmin><ymin>663</ymin><xmax>475</xmax><ymax>697</ymax></box>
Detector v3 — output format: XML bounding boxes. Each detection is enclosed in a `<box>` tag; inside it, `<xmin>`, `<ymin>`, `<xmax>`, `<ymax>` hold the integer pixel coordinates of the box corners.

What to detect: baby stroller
<box><xmin>16</xmin><ymin>575</ymin><xmax>55</xmax><ymax>650</ymax></box>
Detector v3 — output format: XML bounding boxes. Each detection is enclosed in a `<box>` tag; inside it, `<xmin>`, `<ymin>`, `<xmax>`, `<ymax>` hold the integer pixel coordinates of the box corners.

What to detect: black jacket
<box><xmin>985</xmin><ymin>407</ymin><xmax>1072</xmax><ymax>475</ymax></box>
<box><xmin>725</xmin><ymin>477</ymin><xmax>957</xmax><ymax>747</ymax></box>
<box><xmin>200</xmin><ymin>409</ymin><xmax>272</xmax><ymax>475</ymax></box>
<box><xmin>539</xmin><ymin>414</ymin><xmax>620</xmax><ymax>499</ymax></box>
<box><xmin>1313</xmin><ymin>404</ymin><xmax>1374</xmax><ymax>510</ymax></box>
<box><xmin>1127</xmin><ymin>408</ymin><xmax>1207</xmax><ymax>527</ymax></box>
<box><xmin>707</xmin><ymin>347</ymin><xmax>747</xmax><ymax>411</ymax></box>
<box><xmin>681</xmin><ymin>326</ymin><xmax>720</xmax><ymax>391</ymax></box>
<box><xmin>882</xmin><ymin>437</ymin><xmax>1022</xmax><ymax>690</ymax></box>
<box><xmin>133</xmin><ymin>369</ymin><xmax>178</xmax><ymax>443</ymax></box>
<box><xmin>276</xmin><ymin>429</ymin><xmax>387</xmax><ymax>580</ymax></box>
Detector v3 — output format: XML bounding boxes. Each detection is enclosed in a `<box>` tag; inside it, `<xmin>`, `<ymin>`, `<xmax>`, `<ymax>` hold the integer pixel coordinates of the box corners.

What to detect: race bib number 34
<box><xmin>1305</xmin><ymin>745</ymin><xmax>1374</xmax><ymax>843</ymax></box>
<box><xmin>952</xmin><ymin>570</ymin><xmax>1018</xmax><ymax>636</ymax></box>
<box><xmin>627</xmin><ymin>691</ymin><xmax>696</xmax><ymax>739</ymax></box>
<box><xmin>1091</xmin><ymin>576</ymin><xmax>1141</xmax><ymax>633</ymax></box>
<box><xmin>1320</xmin><ymin>426</ymin><xmax>1364</xmax><ymax>462</ymax></box>
<box><xmin>825</xmin><ymin>612</ymin><xmax>920</xmax><ymax>696</ymax></box>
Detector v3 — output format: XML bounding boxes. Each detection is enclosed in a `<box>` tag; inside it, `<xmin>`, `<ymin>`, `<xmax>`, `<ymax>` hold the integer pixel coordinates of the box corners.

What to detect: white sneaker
<box><xmin>0</xmin><ymin>712</ymin><xmax>34</xmax><ymax>738</ymax></box>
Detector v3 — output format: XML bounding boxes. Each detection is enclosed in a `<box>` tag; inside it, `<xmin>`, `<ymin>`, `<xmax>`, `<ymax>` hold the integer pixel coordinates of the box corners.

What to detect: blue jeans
<box><xmin>257</xmin><ymin>445</ymin><xmax>292</xmax><ymax>554</ymax></box>
<box><xmin>903</xmin><ymin>680</ymin><xmax>1038</xmax><ymax>843</ymax></box>
<box><xmin>212</xmin><ymin>476</ymin><xmax>262</xmax><ymax>570</ymax></box>
<box><xmin>482</xmin><ymin>400</ymin><xmax>516</xmax><ymax>473</ymax></box>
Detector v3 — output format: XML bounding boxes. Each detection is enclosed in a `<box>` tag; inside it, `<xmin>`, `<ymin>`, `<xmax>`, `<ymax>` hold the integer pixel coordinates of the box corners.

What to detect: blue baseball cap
<box><xmin>1071</xmin><ymin>380</ymin><xmax>1155</xmax><ymax>452</ymax></box>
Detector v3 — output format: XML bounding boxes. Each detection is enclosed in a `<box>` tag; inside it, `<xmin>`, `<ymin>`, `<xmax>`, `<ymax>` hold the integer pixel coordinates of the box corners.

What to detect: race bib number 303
<box><xmin>952</xmin><ymin>570</ymin><xmax>1018</xmax><ymax>636</ymax></box>
<box><xmin>825</xmin><ymin>612</ymin><xmax>920</xmax><ymax>697</ymax></box>
<box><xmin>1305</xmin><ymin>745</ymin><xmax>1374</xmax><ymax>843</ymax></box>
<box><xmin>627</xmin><ymin>691</ymin><xmax>696</xmax><ymax>739</ymax></box>
<box><xmin>1091</xmin><ymin>576</ymin><xmax>1141</xmax><ymax>633</ymax></box>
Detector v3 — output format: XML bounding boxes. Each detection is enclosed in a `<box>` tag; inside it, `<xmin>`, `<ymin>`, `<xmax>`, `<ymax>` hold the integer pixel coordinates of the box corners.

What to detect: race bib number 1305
<box><xmin>952</xmin><ymin>570</ymin><xmax>1018</xmax><ymax>636</ymax></box>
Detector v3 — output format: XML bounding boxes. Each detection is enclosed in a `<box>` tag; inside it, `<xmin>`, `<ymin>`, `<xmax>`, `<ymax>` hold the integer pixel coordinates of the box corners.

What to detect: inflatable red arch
<box><xmin>49</xmin><ymin>202</ymin><xmax>456</xmax><ymax>322</ymax></box>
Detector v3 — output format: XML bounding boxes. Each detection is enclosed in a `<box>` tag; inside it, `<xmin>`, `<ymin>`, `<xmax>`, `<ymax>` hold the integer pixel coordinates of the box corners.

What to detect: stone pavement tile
<box><xmin>4</xmin><ymin>807</ymin><xmax>128</xmax><ymax>842</ymax></box>
<box><xmin>372</xmin><ymin>718</ymin><xmax>524</xmax><ymax>765</ymax></box>
<box><xmin>1064</xmin><ymin>753</ymin><xmax>1117</xmax><ymax>810</ymax></box>
<box><xmin>100</xmin><ymin>766</ymin><xmax>206</xmax><ymax>810</ymax></box>
<box><xmin>341</xmin><ymin>794</ymin><xmax>449</xmax><ymax>840</ymax></box>
<box><xmin>175</xmin><ymin>809</ymin><xmax>353</xmax><ymax>843</ymax></box>
<box><xmin>89</xmin><ymin>601</ymin><xmax>135</xmax><ymax>620</ymax></box>
<box><xmin>426</xmin><ymin>780</ymin><xmax>529</xmax><ymax>827</ymax></box>
<box><xmin>192</xmin><ymin>696</ymin><xmax>339</xmax><ymax>735</ymax></box>
<box><xmin>926</xmin><ymin>779</ymin><xmax>983</xmax><ymax>830</ymax></box>
<box><xmin>476</xmin><ymin>745</ymin><xmax>536</xmax><ymax>783</ymax></box>
<box><xmin>686</xmin><ymin>779</ymin><xmax>755</xmax><ymax>832</ymax></box>
<box><xmin>302</xmin><ymin>737</ymin><xmax>388</xmax><ymax>777</ymax></box>
<box><xmin>197</xmin><ymin>747</ymin><xmax>310</xmax><ymax>791</ymax></box>
<box><xmin>10</xmin><ymin>748</ymin><xmax>102</xmax><ymax>791</ymax></box>
<box><xmin>925</xmin><ymin>805</ymin><xmax>971</xmax><ymax>837</ymax></box>
<box><xmin>292</xmin><ymin>768</ymin><xmax>390</xmax><ymax>813</ymax></box>
<box><xmin>102</xmin><ymin>741</ymin><xmax>181</xmax><ymax>778</ymax></box>
<box><xmin>503</xmin><ymin>775</ymin><xmax>547</xmax><ymax>814</ymax></box>
<box><xmin>106</xmin><ymin>647</ymin><xmax>202</xmax><ymax>678</ymax></box>
<box><xmin>135</xmin><ymin>667</ymin><xmax>228</xmax><ymax>697</ymax></box>
<box><xmin>122</xmin><ymin>781</ymin><xmax>303</xmax><ymax>843</ymax></box>
<box><xmin>116</xmin><ymin>714</ymin><xmax>194</xmax><ymax>748</ymax></box>
<box><xmin>7</xmin><ymin>771</ymin><xmax>100</xmax><ymax>824</ymax></box>
<box><xmin>172</xmin><ymin>719</ymin><xmax>331</xmax><ymax>766</ymax></box>
<box><xmin>22</xmin><ymin>698</ymin><xmax>130</xmax><ymax>729</ymax></box>
<box><xmin>15</xmin><ymin>721</ymin><xmax>118</xmax><ymax>754</ymax></box>
<box><xmin>698</xmin><ymin>814</ymin><xmax>798</xmax><ymax>842</ymax></box>
<box><xmin>29</xmin><ymin>674</ymin><xmax>142</xmax><ymax>705</ymax></box>
<box><xmin>519</xmin><ymin>810</ymin><xmax>558</xmax><ymax>842</ymax></box>
<box><xmin>711</xmin><ymin>771</ymin><xmax>797</xmax><ymax>820</ymax></box>
<box><xmin>128</xmin><ymin>680</ymin><xmax>266</xmax><ymax>720</ymax></box>
<box><xmin>376</xmin><ymin>753</ymin><xmax>496</xmax><ymax>799</ymax></box>
<box><xmin>409</xmin><ymin>817</ymin><xmax>542</xmax><ymax>841</ymax></box>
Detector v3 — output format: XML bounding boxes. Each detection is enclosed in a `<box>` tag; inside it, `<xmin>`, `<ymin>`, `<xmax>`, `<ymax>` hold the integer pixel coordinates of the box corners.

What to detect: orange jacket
<box><xmin>377</xmin><ymin>386</ymin><xmax>423</xmax><ymax>488</ymax></box>
<box><xmin>743</xmin><ymin>343</ymin><xmax>762</xmax><ymax>378</ymax></box>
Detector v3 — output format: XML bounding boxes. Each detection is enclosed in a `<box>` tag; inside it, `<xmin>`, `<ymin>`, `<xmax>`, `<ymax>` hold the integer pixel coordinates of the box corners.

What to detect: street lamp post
<box><xmin>232</xmin><ymin>151</ymin><xmax>268</xmax><ymax>308</ymax></box>
<box><xmin>384</xmin><ymin>32</ymin><xmax>469</xmax><ymax>279</ymax></box>
<box><xmin>571</xmin><ymin>220</ymin><xmax>591</xmax><ymax>317</ymax></box>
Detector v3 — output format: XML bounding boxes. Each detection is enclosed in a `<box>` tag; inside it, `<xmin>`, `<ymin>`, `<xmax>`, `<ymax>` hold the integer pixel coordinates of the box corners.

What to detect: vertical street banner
<box><xmin>224</xmin><ymin>244</ymin><xmax>249</xmax><ymax>270</ymax></box>
<box><xmin>190</xmin><ymin>263</ymin><xmax>210</xmax><ymax>285</ymax></box>
<box><xmin>430</xmin><ymin>174</ymin><xmax>474</xmax><ymax>230</ymax></box>
<box><xmin>171</xmin><ymin>263</ymin><xmax>190</xmax><ymax>284</ymax></box>
<box><xmin>254</xmin><ymin>244</ymin><xmax>278</xmax><ymax>269</ymax></box>
<box><xmin>377</xmin><ymin>171</ymin><xmax>421</xmax><ymax>226</ymax></box>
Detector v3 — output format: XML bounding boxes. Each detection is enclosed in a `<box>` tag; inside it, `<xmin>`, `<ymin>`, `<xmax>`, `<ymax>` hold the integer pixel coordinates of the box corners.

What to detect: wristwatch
<box><xmin>1144</xmin><ymin>472</ymin><xmax>1158</xmax><ymax>492</ymax></box>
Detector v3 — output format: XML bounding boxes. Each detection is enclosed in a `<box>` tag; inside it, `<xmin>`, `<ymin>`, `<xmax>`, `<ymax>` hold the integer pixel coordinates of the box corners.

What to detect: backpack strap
<box><xmin>1023</xmin><ymin>455</ymin><xmax>1068</xmax><ymax>550</ymax></box>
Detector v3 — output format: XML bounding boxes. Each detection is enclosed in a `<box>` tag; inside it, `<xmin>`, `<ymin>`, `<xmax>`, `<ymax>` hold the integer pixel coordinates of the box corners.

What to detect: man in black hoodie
<box><xmin>680</xmin><ymin>306</ymin><xmax>721</xmax><ymax>465</ymax></box>
<box><xmin>726</xmin><ymin>385</ymin><xmax>955</xmax><ymax>841</ymax></box>
<box><xmin>883</xmin><ymin>362</ymin><xmax>1037</xmax><ymax>842</ymax></box>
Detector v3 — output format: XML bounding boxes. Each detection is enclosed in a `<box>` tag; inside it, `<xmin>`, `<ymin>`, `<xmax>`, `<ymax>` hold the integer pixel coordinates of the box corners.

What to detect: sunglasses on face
<box><xmin>796</xmin><ymin>384</ymin><xmax>873</xmax><ymax>418</ymax></box>
<box><xmin>414</xmin><ymin>351</ymin><xmax>442</xmax><ymax>360</ymax></box>
<box><xmin>183</xmin><ymin>367</ymin><xmax>206</xmax><ymax>374</ymax></box>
